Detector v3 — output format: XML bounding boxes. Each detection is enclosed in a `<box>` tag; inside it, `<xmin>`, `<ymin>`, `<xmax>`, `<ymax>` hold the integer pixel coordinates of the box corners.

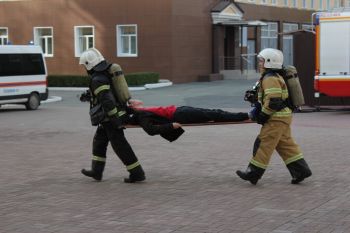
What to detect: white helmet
<box><xmin>257</xmin><ymin>48</ymin><xmax>283</xmax><ymax>69</ymax></box>
<box><xmin>79</xmin><ymin>48</ymin><xmax>105</xmax><ymax>71</ymax></box>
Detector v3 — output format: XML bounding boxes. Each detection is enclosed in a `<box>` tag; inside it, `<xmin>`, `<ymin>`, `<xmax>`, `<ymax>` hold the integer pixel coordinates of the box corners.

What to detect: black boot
<box><xmin>287</xmin><ymin>158</ymin><xmax>312</xmax><ymax>184</ymax></box>
<box><xmin>124</xmin><ymin>165</ymin><xmax>146</xmax><ymax>183</ymax></box>
<box><xmin>236</xmin><ymin>163</ymin><xmax>265</xmax><ymax>185</ymax></box>
<box><xmin>81</xmin><ymin>160</ymin><xmax>105</xmax><ymax>181</ymax></box>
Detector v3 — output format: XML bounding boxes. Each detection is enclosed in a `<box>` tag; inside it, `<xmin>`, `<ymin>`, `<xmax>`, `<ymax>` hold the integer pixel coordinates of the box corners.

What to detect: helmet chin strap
<box><xmin>87</xmin><ymin>69</ymin><xmax>94</xmax><ymax>75</ymax></box>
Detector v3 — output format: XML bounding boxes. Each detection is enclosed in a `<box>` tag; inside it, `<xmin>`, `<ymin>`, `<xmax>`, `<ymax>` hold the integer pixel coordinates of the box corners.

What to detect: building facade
<box><xmin>236</xmin><ymin>0</ymin><xmax>347</xmax><ymax>10</ymax></box>
<box><xmin>0</xmin><ymin>0</ymin><xmax>346</xmax><ymax>83</ymax></box>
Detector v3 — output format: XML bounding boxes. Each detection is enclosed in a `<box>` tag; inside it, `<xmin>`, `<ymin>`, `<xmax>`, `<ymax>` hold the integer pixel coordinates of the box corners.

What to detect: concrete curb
<box><xmin>41</xmin><ymin>96</ymin><xmax>62</xmax><ymax>104</ymax></box>
<box><xmin>145</xmin><ymin>81</ymin><xmax>173</xmax><ymax>89</ymax></box>
<box><xmin>44</xmin><ymin>80</ymin><xmax>173</xmax><ymax>104</ymax></box>
<box><xmin>48</xmin><ymin>80</ymin><xmax>173</xmax><ymax>91</ymax></box>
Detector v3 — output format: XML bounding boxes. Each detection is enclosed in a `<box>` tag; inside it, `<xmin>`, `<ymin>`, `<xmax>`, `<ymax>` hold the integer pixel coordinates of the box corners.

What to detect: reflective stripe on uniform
<box><xmin>117</xmin><ymin>110</ymin><xmax>126</xmax><ymax>117</ymax></box>
<box><xmin>108</xmin><ymin>109</ymin><xmax>126</xmax><ymax>117</ymax></box>
<box><xmin>92</xmin><ymin>155</ymin><xmax>106</xmax><ymax>162</ymax></box>
<box><xmin>282</xmin><ymin>90</ymin><xmax>288</xmax><ymax>99</ymax></box>
<box><xmin>262</xmin><ymin>106</ymin><xmax>274</xmax><ymax>115</ymax></box>
<box><xmin>94</xmin><ymin>85</ymin><xmax>110</xmax><ymax>96</ymax></box>
<box><xmin>272</xmin><ymin>108</ymin><xmax>292</xmax><ymax>117</ymax></box>
<box><xmin>284</xmin><ymin>153</ymin><xmax>303</xmax><ymax>165</ymax></box>
<box><xmin>262</xmin><ymin>107</ymin><xmax>292</xmax><ymax>117</ymax></box>
<box><xmin>264</xmin><ymin>88</ymin><xmax>282</xmax><ymax>95</ymax></box>
<box><xmin>107</xmin><ymin>108</ymin><xmax>118</xmax><ymax>116</ymax></box>
<box><xmin>250</xmin><ymin>159</ymin><xmax>268</xmax><ymax>169</ymax></box>
<box><xmin>126</xmin><ymin>161</ymin><xmax>140</xmax><ymax>171</ymax></box>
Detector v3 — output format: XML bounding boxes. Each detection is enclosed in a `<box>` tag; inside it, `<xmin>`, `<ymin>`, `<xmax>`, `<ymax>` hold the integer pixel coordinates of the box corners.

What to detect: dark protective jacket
<box><xmin>89</xmin><ymin>69</ymin><xmax>126</xmax><ymax>122</ymax></box>
<box><xmin>129</xmin><ymin>110</ymin><xmax>184</xmax><ymax>142</ymax></box>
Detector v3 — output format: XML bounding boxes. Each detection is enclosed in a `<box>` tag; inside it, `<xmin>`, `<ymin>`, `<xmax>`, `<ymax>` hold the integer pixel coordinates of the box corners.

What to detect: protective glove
<box><xmin>256</xmin><ymin>112</ymin><xmax>270</xmax><ymax>125</ymax></box>
<box><xmin>79</xmin><ymin>90</ymin><xmax>91</xmax><ymax>102</ymax></box>
<box><xmin>248</xmin><ymin>102</ymin><xmax>262</xmax><ymax>121</ymax></box>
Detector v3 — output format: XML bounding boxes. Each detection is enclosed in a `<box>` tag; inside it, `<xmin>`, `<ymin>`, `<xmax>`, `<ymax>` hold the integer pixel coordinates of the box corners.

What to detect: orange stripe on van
<box><xmin>320</xmin><ymin>16</ymin><xmax>350</xmax><ymax>21</ymax></box>
<box><xmin>315</xmin><ymin>25</ymin><xmax>320</xmax><ymax>75</ymax></box>
<box><xmin>0</xmin><ymin>81</ymin><xmax>46</xmax><ymax>87</ymax></box>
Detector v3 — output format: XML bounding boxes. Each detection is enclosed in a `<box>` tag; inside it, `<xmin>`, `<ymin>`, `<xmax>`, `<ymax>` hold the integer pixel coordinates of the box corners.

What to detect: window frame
<box><xmin>0</xmin><ymin>27</ymin><xmax>9</xmax><ymax>45</ymax></box>
<box><xmin>319</xmin><ymin>0</ymin><xmax>323</xmax><ymax>10</ymax></box>
<box><xmin>302</xmin><ymin>0</ymin><xmax>307</xmax><ymax>8</ymax></box>
<box><xmin>74</xmin><ymin>25</ymin><xmax>95</xmax><ymax>57</ymax></box>
<box><xmin>33</xmin><ymin>27</ymin><xmax>54</xmax><ymax>57</ymax></box>
<box><xmin>283</xmin><ymin>23</ymin><xmax>298</xmax><ymax>66</ymax></box>
<box><xmin>261</xmin><ymin>22</ymin><xmax>278</xmax><ymax>50</ymax></box>
<box><xmin>116</xmin><ymin>24</ymin><xmax>138</xmax><ymax>57</ymax></box>
<box><xmin>334</xmin><ymin>0</ymin><xmax>340</xmax><ymax>8</ymax></box>
<box><xmin>310</xmin><ymin>0</ymin><xmax>314</xmax><ymax>9</ymax></box>
<box><xmin>302</xmin><ymin>24</ymin><xmax>314</xmax><ymax>30</ymax></box>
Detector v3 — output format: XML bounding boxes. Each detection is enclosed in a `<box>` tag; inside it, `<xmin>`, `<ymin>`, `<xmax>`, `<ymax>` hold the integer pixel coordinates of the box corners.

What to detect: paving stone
<box><xmin>1</xmin><ymin>81</ymin><xmax>350</xmax><ymax>233</ymax></box>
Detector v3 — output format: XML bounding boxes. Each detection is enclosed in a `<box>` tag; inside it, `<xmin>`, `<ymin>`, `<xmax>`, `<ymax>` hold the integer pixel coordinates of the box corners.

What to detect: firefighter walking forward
<box><xmin>236</xmin><ymin>48</ymin><xmax>312</xmax><ymax>185</ymax></box>
<box><xmin>79</xmin><ymin>48</ymin><xmax>145</xmax><ymax>183</ymax></box>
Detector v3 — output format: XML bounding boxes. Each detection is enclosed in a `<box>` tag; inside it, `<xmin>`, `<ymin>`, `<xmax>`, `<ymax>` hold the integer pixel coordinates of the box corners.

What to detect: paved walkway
<box><xmin>1</xmin><ymin>80</ymin><xmax>350</xmax><ymax>233</ymax></box>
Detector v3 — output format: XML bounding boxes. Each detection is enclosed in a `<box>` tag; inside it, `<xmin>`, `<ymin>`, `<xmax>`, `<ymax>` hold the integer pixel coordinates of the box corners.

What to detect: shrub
<box><xmin>48</xmin><ymin>75</ymin><xmax>89</xmax><ymax>87</ymax></box>
<box><xmin>125</xmin><ymin>72</ymin><xmax>159</xmax><ymax>86</ymax></box>
<box><xmin>48</xmin><ymin>72</ymin><xmax>160</xmax><ymax>87</ymax></box>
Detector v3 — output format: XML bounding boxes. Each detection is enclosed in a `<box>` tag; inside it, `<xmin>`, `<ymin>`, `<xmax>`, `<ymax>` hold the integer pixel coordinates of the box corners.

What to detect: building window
<box><xmin>302</xmin><ymin>0</ymin><xmax>307</xmax><ymax>8</ymax></box>
<box><xmin>117</xmin><ymin>24</ymin><xmax>138</xmax><ymax>57</ymax></box>
<box><xmin>302</xmin><ymin>24</ymin><xmax>314</xmax><ymax>30</ymax></box>
<box><xmin>284</xmin><ymin>0</ymin><xmax>289</xmax><ymax>6</ymax></box>
<box><xmin>334</xmin><ymin>0</ymin><xmax>340</xmax><ymax>8</ymax></box>
<box><xmin>261</xmin><ymin>0</ymin><xmax>267</xmax><ymax>4</ymax></box>
<box><xmin>271</xmin><ymin>0</ymin><xmax>277</xmax><ymax>5</ymax></box>
<box><xmin>346</xmin><ymin>0</ymin><xmax>350</xmax><ymax>7</ymax></box>
<box><xmin>261</xmin><ymin>22</ymin><xmax>278</xmax><ymax>49</ymax></box>
<box><xmin>34</xmin><ymin>27</ymin><xmax>53</xmax><ymax>57</ymax></box>
<box><xmin>326</xmin><ymin>0</ymin><xmax>330</xmax><ymax>9</ymax></box>
<box><xmin>283</xmin><ymin>23</ymin><xmax>298</xmax><ymax>66</ymax></box>
<box><xmin>319</xmin><ymin>0</ymin><xmax>323</xmax><ymax>9</ymax></box>
<box><xmin>292</xmin><ymin>0</ymin><xmax>297</xmax><ymax>7</ymax></box>
<box><xmin>74</xmin><ymin>26</ymin><xmax>94</xmax><ymax>57</ymax></box>
<box><xmin>0</xmin><ymin>27</ymin><xmax>8</xmax><ymax>45</ymax></box>
<box><xmin>311</xmin><ymin>0</ymin><xmax>314</xmax><ymax>8</ymax></box>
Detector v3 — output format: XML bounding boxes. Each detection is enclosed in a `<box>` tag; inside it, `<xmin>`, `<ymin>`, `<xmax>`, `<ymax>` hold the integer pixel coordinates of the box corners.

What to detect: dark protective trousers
<box><xmin>93</xmin><ymin>121</ymin><xmax>139</xmax><ymax>167</ymax></box>
<box><xmin>173</xmin><ymin>106</ymin><xmax>248</xmax><ymax>124</ymax></box>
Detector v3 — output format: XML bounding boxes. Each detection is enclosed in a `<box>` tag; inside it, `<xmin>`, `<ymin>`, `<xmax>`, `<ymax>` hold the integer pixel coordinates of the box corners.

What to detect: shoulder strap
<box><xmin>262</xmin><ymin>70</ymin><xmax>278</xmax><ymax>80</ymax></box>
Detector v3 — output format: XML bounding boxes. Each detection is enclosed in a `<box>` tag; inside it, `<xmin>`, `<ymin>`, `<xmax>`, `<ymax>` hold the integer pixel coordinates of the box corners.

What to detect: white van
<box><xmin>0</xmin><ymin>45</ymin><xmax>48</xmax><ymax>110</ymax></box>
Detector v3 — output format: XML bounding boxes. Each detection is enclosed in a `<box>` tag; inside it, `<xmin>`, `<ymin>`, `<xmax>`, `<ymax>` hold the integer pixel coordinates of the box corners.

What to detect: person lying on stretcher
<box><xmin>126</xmin><ymin>99</ymin><xmax>250</xmax><ymax>142</ymax></box>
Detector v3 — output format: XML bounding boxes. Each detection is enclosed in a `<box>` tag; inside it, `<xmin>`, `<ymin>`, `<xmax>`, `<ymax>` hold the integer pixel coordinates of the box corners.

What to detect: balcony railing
<box><xmin>219</xmin><ymin>53</ymin><xmax>257</xmax><ymax>72</ymax></box>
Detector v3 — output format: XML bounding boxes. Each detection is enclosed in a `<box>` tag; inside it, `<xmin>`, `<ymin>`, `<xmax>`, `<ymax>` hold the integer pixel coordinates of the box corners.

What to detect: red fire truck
<box><xmin>313</xmin><ymin>9</ymin><xmax>350</xmax><ymax>98</ymax></box>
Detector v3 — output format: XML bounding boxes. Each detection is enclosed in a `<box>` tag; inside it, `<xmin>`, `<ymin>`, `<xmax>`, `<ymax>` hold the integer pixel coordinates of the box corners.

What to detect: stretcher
<box><xmin>125</xmin><ymin>119</ymin><xmax>254</xmax><ymax>128</ymax></box>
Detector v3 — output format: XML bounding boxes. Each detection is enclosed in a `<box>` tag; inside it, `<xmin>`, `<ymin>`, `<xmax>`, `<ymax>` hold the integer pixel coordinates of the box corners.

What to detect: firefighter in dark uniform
<box><xmin>79</xmin><ymin>48</ymin><xmax>145</xmax><ymax>183</ymax></box>
<box><xmin>236</xmin><ymin>48</ymin><xmax>312</xmax><ymax>185</ymax></box>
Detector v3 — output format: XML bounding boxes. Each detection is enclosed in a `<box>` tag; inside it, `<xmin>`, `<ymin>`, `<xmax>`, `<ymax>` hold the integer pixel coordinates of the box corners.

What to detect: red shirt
<box><xmin>135</xmin><ymin>105</ymin><xmax>177</xmax><ymax>120</ymax></box>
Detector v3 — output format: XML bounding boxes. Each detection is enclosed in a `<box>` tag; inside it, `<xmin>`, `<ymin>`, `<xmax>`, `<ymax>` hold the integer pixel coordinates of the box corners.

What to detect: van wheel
<box><xmin>25</xmin><ymin>93</ymin><xmax>40</xmax><ymax>110</ymax></box>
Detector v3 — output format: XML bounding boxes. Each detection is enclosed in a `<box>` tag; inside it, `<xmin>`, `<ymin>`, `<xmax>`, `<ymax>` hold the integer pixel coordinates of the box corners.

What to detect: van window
<box><xmin>0</xmin><ymin>53</ymin><xmax>45</xmax><ymax>76</ymax></box>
